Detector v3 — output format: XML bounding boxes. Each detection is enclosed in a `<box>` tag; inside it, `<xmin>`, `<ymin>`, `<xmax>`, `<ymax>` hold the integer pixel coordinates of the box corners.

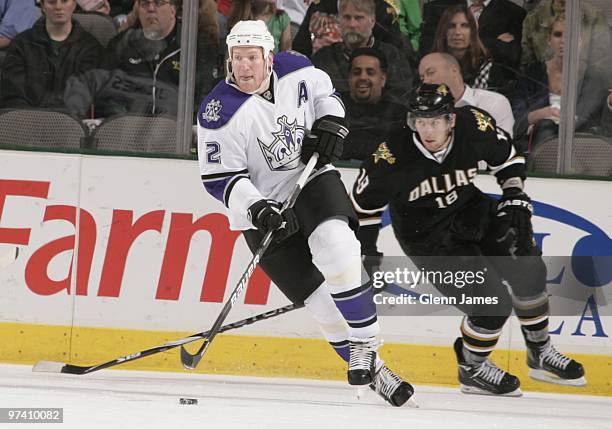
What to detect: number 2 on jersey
<box><xmin>205</xmin><ymin>142</ymin><xmax>221</xmax><ymax>164</ymax></box>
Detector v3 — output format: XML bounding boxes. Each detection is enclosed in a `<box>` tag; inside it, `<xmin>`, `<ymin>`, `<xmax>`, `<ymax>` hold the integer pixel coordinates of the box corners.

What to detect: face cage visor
<box><xmin>407</xmin><ymin>112</ymin><xmax>454</xmax><ymax>132</ymax></box>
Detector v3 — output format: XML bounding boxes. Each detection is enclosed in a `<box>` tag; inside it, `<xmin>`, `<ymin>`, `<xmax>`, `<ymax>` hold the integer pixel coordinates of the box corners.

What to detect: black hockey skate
<box><xmin>347</xmin><ymin>337</ymin><xmax>379</xmax><ymax>385</ymax></box>
<box><xmin>369</xmin><ymin>362</ymin><xmax>416</xmax><ymax>407</ymax></box>
<box><xmin>454</xmin><ymin>338</ymin><xmax>522</xmax><ymax>397</ymax></box>
<box><xmin>527</xmin><ymin>340</ymin><xmax>586</xmax><ymax>386</ymax></box>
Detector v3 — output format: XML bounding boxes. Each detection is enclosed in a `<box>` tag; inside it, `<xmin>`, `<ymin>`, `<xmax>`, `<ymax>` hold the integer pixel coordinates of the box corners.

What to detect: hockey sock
<box><xmin>330</xmin><ymin>340</ymin><xmax>350</xmax><ymax>362</ymax></box>
<box><xmin>513</xmin><ymin>293</ymin><xmax>550</xmax><ymax>345</ymax></box>
<box><xmin>460</xmin><ymin>316</ymin><xmax>503</xmax><ymax>363</ymax></box>
<box><xmin>329</xmin><ymin>340</ymin><xmax>385</xmax><ymax>367</ymax></box>
<box><xmin>331</xmin><ymin>282</ymin><xmax>379</xmax><ymax>338</ymax></box>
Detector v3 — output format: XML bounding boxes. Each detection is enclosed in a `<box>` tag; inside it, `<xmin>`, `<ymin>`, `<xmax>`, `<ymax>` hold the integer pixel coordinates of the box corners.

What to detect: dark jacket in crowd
<box><xmin>340</xmin><ymin>92</ymin><xmax>408</xmax><ymax>160</ymax></box>
<box><xmin>293</xmin><ymin>0</ymin><xmax>407</xmax><ymax>58</ymax></box>
<box><xmin>511</xmin><ymin>61</ymin><xmax>609</xmax><ymax>138</ymax></box>
<box><xmin>0</xmin><ymin>18</ymin><xmax>102</xmax><ymax>109</ymax></box>
<box><xmin>602</xmin><ymin>103</ymin><xmax>612</xmax><ymax>137</ymax></box>
<box><xmin>64</xmin><ymin>68</ymin><xmax>179</xmax><ymax>119</ymax></box>
<box><xmin>69</xmin><ymin>22</ymin><xmax>182</xmax><ymax>117</ymax></box>
<box><xmin>312</xmin><ymin>39</ymin><xmax>413</xmax><ymax>106</ymax></box>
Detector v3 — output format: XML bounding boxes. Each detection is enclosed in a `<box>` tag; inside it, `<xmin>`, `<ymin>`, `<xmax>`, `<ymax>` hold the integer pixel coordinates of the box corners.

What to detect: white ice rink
<box><xmin>1</xmin><ymin>363</ymin><xmax>610</xmax><ymax>429</ymax></box>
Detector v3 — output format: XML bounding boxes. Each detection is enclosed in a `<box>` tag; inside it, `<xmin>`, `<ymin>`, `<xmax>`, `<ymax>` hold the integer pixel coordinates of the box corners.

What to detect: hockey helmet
<box><xmin>408</xmin><ymin>83</ymin><xmax>455</xmax><ymax>118</ymax></box>
<box><xmin>226</xmin><ymin>20</ymin><xmax>275</xmax><ymax>60</ymax></box>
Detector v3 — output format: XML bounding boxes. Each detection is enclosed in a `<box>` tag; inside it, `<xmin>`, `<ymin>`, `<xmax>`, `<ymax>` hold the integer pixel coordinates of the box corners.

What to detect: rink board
<box><xmin>0</xmin><ymin>150</ymin><xmax>610</xmax><ymax>395</ymax></box>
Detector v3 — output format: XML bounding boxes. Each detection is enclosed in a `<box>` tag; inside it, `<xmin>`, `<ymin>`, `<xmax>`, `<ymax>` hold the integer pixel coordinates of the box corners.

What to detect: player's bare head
<box><xmin>548</xmin><ymin>16</ymin><xmax>565</xmax><ymax>58</ymax></box>
<box><xmin>408</xmin><ymin>84</ymin><xmax>456</xmax><ymax>152</ymax></box>
<box><xmin>418</xmin><ymin>53</ymin><xmax>463</xmax><ymax>101</ymax></box>
<box><xmin>226</xmin><ymin>20</ymin><xmax>275</xmax><ymax>94</ymax></box>
<box><xmin>40</xmin><ymin>0</ymin><xmax>77</xmax><ymax>26</ymax></box>
<box><xmin>348</xmin><ymin>47</ymin><xmax>387</xmax><ymax>104</ymax></box>
<box><xmin>338</xmin><ymin>0</ymin><xmax>376</xmax><ymax>49</ymax></box>
<box><xmin>137</xmin><ymin>0</ymin><xmax>177</xmax><ymax>40</ymax></box>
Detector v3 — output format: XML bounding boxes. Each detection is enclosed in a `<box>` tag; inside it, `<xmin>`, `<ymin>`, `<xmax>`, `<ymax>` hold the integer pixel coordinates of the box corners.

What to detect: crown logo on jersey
<box><xmin>202</xmin><ymin>99</ymin><xmax>222</xmax><ymax>122</ymax></box>
<box><xmin>258</xmin><ymin>115</ymin><xmax>304</xmax><ymax>171</ymax></box>
<box><xmin>470</xmin><ymin>108</ymin><xmax>494</xmax><ymax>132</ymax></box>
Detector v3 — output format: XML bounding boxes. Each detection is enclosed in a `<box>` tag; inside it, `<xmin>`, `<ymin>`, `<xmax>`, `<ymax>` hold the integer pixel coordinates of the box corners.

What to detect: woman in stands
<box><xmin>511</xmin><ymin>16</ymin><xmax>608</xmax><ymax>150</ymax></box>
<box><xmin>227</xmin><ymin>0</ymin><xmax>292</xmax><ymax>53</ymax></box>
<box><xmin>432</xmin><ymin>4</ymin><xmax>506</xmax><ymax>94</ymax></box>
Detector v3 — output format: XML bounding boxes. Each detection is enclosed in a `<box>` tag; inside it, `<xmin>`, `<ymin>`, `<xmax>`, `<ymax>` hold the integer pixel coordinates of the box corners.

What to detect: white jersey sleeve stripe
<box><xmin>201</xmin><ymin>168</ymin><xmax>249</xmax><ymax>182</ymax></box>
<box><xmin>488</xmin><ymin>145</ymin><xmax>525</xmax><ymax>175</ymax></box>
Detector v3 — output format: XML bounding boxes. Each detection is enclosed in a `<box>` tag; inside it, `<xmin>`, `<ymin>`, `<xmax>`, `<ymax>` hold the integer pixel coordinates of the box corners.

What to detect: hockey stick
<box><xmin>32</xmin><ymin>303</ymin><xmax>303</xmax><ymax>375</ymax></box>
<box><xmin>180</xmin><ymin>153</ymin><xmax>320</xmax><ymax>370</ymax></box>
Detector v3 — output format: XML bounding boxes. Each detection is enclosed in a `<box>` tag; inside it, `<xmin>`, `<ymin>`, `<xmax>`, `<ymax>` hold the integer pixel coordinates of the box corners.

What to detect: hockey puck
<box><xmin>179</xmin><ymin>398</ymin><xmax>198</xmax><ymax>405</ymax></box>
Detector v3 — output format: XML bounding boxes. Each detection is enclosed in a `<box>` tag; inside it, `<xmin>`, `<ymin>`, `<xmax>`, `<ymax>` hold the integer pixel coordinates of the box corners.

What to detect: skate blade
<box><xmin>406</xmin><ymin>396</ymin><xmax>420</xmax><ymax>408</ymax></box>
<box><xmin>355</xmin><ymin>386</ymin><xmax>369</xmax><ymax>400</ymax></box>
<box><xmin>528</xmin><ymin>369</ymin><xmax>587</xmax><ymax>387</ymax></box>
<box><xmin>460</xmin><ymin>384</ymin><xmax>523</xmax><ymax>397</ymax></box>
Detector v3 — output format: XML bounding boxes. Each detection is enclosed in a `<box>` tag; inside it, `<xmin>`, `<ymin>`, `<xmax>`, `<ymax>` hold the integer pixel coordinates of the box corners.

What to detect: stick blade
<box><xmin>33</xmin><ymin>360</ymin><xmax>89</xmax><ymax>375</ymax></box>
<box><xmin>180</xmin><ymin>346</ymin><xmax>203</xmax><ymax>370</ymax></box>
<box><xmin>32</xmin><ymin>361</ymin><xmax>69</xmax><ymax>373</ymax></box>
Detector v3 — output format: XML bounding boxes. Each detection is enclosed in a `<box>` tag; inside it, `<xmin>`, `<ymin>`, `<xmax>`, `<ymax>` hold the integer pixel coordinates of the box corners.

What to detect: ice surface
<box><xmin>1</xmin><ymin>363</ymin><xmax>610</xmax><ymax>429</ymax></box>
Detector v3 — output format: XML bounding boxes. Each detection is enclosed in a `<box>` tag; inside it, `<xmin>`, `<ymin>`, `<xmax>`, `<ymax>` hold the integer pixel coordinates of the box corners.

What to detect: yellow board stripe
<box><xmin>2</xmin><ymin>322</ymin><xmax>610</xmax><ymax>396</ymax></box>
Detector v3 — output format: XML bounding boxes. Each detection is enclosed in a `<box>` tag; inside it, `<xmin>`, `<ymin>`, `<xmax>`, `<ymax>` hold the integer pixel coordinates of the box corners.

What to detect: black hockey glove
<box><xmin>247</xmin><ymin>199</ymin><xmax>299</xmax><ymax>242</ymax></box>
<box><xmin>495</xmin><ymin>188</ymin><xmax>534</xmax><ymax>256</ymax></box>
<box><xmin>301</xmin><ymin>115</ymin><xmax>349</xmax><ymax>168</ymax></box>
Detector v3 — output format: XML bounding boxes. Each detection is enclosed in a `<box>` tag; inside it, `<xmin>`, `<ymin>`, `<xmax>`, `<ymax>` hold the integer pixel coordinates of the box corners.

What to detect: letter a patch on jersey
<box><xmin>297</xmin><ymin>80</ymin><xmax>308</xmax><ymax>108</ymax></box>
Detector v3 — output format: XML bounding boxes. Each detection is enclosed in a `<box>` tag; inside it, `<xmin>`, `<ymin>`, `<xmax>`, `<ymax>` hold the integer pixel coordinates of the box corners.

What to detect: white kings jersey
<box><xmin>197</xmin><ymin>51</ymin><xmax>345</xmax><ymax>230</ymax></box>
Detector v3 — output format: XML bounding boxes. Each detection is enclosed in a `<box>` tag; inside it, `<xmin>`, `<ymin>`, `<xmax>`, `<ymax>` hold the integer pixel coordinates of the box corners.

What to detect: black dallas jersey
<box><xmin>350</xmin><ymin>106</ymin><xmax>525</xmax><ymax>240</ymax></box>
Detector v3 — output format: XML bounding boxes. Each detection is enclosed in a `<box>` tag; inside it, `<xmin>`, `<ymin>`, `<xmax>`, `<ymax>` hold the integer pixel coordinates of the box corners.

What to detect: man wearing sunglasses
<box><xmin>351</xmin><ymin>83</ymin><xmax>586</xmax><ymax>396</ymax></box>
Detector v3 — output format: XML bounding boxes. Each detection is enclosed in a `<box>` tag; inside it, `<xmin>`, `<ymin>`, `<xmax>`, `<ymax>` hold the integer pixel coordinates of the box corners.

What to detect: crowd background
<box><xmin>0</xmin><ymin>0</ymin><xmax>610</xmax><ymax>176</ymax></box>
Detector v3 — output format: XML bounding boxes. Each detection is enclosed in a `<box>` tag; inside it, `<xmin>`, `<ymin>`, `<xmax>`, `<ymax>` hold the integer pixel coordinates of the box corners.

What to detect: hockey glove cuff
<box><xmin>301</xmin><ymin>115</ymin><xmax>349</xmax><ymax>168</ymax></box>
<box><xmin>247</xmin><ymin>199</ymin><xmax>299</xmax><ymax>242</ymax></box>
<box><xmin>495</xmin><ymin>188</ymin><xmax>534</xmax><ymax>256</ymax></box>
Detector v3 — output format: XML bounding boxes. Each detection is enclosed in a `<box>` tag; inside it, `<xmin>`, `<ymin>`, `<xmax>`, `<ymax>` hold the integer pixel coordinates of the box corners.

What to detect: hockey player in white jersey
<box><xmin>197</xmin><ymin>20</ymin><xmax>414</xmax><ymax>406</ymax></box>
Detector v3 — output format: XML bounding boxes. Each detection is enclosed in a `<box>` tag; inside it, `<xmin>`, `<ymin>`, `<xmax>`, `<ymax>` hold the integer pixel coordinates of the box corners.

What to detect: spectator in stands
<box><xmin>512</xmin><ymin>16</ymin><xmax>608</xmax><ymax>149</ymax></box>
<box><xmin>420</xmin><ymin>0</ymin><xmax>526</xmax><ymax>84</ymax></box>
<box><xmin>312</xmin><ymin>0</ymin><xmax>413</xmax><ymax>106</ymax></box>
<box><xmin>76</xmin><ymin>0</ymin><xmax>111</xmax><ymax>14</ymax></box>
<box><xmin>293</xmin><ymin>0</ymin><xmax>407</xmax><ymax>58</ymax></box>
<box><xmin>216</xmin><ymin>0</ymin><xmax>231</xmax><ymax>46</ymax></box>
<box><xmin>396</xmin><ymin>0</ymin><xmax>421</xmax><ymax>52</ymax></box>
<box><xmin>521</xmin><ymin>0</ymin><xmax>611</xmax><ymax>71</ymax></box>
<box><xmin>432</xmin><ymin>4</ymin><xmax>509</xmax><ymax>95</ymax></box>
<box><xmin>64</xmin><ymin>0</ymin><xmax>181</xmax><ymax>118</ymax></box>
<box><xmin>196</xmin><ymin>0</ymin><xmax>222</xmax><ymax>101</ymax></box>
<box><xmin>0</xmin><ymin>0</ymin><xmax>41</xmax><ymax>49</ymax></box>
<box><xmin>228</xmin><ymin>0</ymin><xmax>291</xmax><ymax>53</ymax></box>
<box><xmin>0</xmin><ymin>0</ymin><xmax>102</xmax><ymax>109</ymax></box>
<box><xmin>341</xmin><ymin>47</ymin><xmax>407</xmax><ymax>160</ymax></box>
<box><xmin>277</xmin><ymin>0</ymin><xmax>312</xmax><ymax>39</ymax></box>
<box><xmin>419</xmin><ymin>52</ymin><xmax>514</xmax><ymax>137</ymax></box>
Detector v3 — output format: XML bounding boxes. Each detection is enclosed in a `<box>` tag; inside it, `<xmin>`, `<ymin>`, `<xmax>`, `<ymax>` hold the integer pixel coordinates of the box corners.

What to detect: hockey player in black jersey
<box><xmin>351</xmin><ymin>83</ymin><xmax>586</xmax><ymax>396</ymax></box>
